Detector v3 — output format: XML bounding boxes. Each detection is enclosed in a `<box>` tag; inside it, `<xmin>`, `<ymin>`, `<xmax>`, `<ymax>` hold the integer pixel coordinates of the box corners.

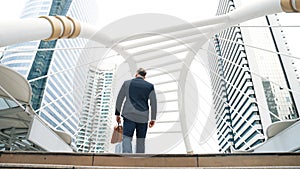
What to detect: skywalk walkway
<box><xmin>0</xmin><ymin>151</ymin><xmax>300</xmax><ymax>168</ymax></box>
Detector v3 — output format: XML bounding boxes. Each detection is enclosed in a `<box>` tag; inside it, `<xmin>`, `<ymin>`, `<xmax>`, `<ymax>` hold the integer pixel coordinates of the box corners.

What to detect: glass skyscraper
<box><xmin>1</xmin><ymin>0</ymin><xmax>99</xmax><ymax>144</ymax></box>
<box><xmin>76</xmin><ymin>67</ymin><xmax>115</xmax><ymax>153</ymax></box>
<box><xmin>208</xmin><ymin>0</ymin><xmax>300</xmax><ymax>152</ymax></box>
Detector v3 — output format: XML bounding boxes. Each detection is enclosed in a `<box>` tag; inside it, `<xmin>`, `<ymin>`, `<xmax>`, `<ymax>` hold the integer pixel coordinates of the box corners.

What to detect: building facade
<box><xmin>1</xmin><ymin>0</ymin><xmax>98</xmax><ymax>144</ymax></box>
<box><xmin>76</xmin><ymin>67</ymin><xmax>114</xmax><ymax>153</ymax></box>
<box><xmin>208</xmin><ymin>0</ymin><xmax>300</xmax><ymax>152</ymax></box>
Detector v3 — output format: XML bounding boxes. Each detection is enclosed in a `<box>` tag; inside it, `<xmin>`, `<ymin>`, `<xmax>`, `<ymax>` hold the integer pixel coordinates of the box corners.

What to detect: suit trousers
<box><xmin>122</xmin><ymin>118</ymin><xmax>148</xmax><ymax>153</ymax></box>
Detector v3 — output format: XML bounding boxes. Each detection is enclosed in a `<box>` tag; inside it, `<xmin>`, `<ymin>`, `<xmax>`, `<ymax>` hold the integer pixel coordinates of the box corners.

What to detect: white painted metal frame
<box><xmin>0</xmin><ymin>0</ymin><xmax>299</xmax><ymax>153</ymax></box>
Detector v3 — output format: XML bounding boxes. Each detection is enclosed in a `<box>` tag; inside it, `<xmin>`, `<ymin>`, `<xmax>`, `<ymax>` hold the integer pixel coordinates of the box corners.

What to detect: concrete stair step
<box><xmin>1</xmin><ymin>151</ymin><xmax>300</xmax><ymax>168</ymax></box>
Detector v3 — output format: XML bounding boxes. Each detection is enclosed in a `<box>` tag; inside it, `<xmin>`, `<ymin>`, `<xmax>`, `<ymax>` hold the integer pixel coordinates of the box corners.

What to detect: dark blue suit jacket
<box><xmin>115</xmin><ymin>77</ymin><xmax>157</xmax><ymax>123</ymax></box>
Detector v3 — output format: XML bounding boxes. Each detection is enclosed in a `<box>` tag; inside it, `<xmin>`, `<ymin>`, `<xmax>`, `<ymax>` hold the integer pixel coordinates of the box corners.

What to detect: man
<box><xmin>115</xmin><ymin>68</ymin><xmax>157</xmax><ymax>153</ymax></box>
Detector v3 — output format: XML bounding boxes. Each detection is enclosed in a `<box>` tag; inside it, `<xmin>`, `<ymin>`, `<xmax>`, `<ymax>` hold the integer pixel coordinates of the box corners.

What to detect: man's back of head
<box><xmin>136</xmin><ymin>68</ymin><xmax>147</xmax><ymax>78</ymax></box>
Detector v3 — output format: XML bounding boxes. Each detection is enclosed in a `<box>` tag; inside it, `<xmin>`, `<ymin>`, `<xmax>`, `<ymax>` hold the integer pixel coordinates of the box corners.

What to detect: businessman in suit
<box><xmin>115</xmin><ymin>68</ymin><xmax>157</xmax><ymax>153</ymax></box>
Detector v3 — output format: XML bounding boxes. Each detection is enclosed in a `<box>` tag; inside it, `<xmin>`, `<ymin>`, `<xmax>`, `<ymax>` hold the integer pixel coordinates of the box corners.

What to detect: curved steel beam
<box><xmin>0</xmin><ymin>0</ymin><xmax>299</xmax><ymax>47</ymax></box>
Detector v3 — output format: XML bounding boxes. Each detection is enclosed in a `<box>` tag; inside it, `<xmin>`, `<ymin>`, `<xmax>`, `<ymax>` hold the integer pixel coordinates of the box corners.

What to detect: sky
<box><xmin>0</xmin><ymin>0</ymin><xmax>300</xmax><ymax>154</ymax></box>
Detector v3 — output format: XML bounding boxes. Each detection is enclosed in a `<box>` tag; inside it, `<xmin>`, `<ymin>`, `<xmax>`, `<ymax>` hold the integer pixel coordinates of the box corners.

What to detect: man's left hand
<box><xmin>149</xmin><ymin>120</ymin><xmax>155</xmax><ymax>128</ymax></box>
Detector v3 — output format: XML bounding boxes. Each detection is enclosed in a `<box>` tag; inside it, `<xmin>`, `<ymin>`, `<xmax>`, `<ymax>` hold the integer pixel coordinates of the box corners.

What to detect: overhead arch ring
<box><xmin>39</xmin><ymin>16</ymin><xmax>62</xmax><ymax>41</ymax></box>
<box><xmin>55</xmin><ymin>15</ymin><xmax>73</xmax><ymax>39</ymax></box>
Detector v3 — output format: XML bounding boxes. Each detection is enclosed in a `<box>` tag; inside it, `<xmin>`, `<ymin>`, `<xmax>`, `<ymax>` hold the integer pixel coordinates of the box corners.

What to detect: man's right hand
<box><xmin>116</xmin><ymin>116</ymin><xmax>121</xmax><ymax>123</ymax></box>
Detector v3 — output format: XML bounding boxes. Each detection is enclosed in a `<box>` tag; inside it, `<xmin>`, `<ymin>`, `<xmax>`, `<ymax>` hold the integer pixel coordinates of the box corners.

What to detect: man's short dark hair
<box><xmin>137</xmin><ymin>68</ymin><xmax>147</xmax><ymax>77</ymax></box>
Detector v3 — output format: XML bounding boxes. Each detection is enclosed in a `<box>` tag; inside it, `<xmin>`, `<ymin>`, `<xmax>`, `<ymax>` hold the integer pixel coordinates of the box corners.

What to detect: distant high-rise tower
<box><xmin>208</xmin><ymin>0</ymin><xmax>300</xmax><ymax>152</ymax></box>
<box><xmin>1</xmin><ymin>0</ymin><xmax>99</xmax><ymax>143</ymax></box>
<box><xmin>76</xmin><ymin>67</ymin><xmax>115</xmax><ymax>153</ymax></box>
